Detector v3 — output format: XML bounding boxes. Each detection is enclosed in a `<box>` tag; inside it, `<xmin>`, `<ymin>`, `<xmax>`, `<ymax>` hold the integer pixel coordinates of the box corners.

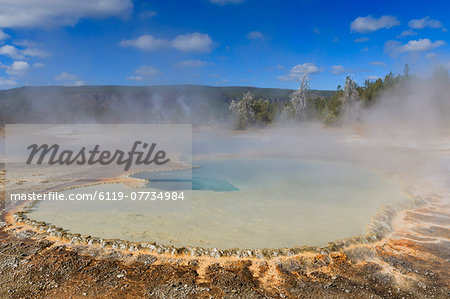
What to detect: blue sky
<box><xmin>0</xmin><ymin>0</ymin><xmax>449</xmax><ymax>90</ymax></box>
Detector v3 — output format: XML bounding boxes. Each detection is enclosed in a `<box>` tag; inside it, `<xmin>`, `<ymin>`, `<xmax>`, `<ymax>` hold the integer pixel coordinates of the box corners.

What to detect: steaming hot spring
<box><xmin>26</xmin><ymin>154</ymin><xmax>408</xmax><ymax>249</ymax></box>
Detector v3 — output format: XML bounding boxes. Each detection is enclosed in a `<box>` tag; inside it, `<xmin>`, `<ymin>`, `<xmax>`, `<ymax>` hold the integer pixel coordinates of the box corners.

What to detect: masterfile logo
<box><xmin>26</xmin><ymin>141</ymin><xmax>170</xmax><ymax>171</ymax></box>
<box><xmin>3</xmin><ymin>124</ymin><xmax>192</xmax><ymax>212</ymax></box>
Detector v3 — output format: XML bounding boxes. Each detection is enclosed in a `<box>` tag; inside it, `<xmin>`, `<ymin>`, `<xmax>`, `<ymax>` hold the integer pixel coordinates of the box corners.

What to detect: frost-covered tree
<box><xmin>229</xmin><ymin>92</ymin><xmax>256</xmax><ymax>129</ymax></box>
<box><xmin>341</xmin><ymin>75</ymin><xmax>360</xmax><ymax>120</ymax></box>
<box><xmin>287</xmin><ymin>73</ymin><xmax>310</xmax><ymax>120</ymax></box>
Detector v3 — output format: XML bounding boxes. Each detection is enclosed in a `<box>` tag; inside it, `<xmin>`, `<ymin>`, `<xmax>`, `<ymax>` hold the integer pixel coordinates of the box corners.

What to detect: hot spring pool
<box><xmin>26</xmin><ymin>159</ymin><xmax>407</xmax><ymax>249</ymax></box>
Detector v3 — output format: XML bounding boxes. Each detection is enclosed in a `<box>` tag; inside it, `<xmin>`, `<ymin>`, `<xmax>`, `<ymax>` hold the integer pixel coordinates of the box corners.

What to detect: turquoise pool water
<box><xmin>132</xmin><ymin>167</ymin><xmax>239</xmax><ymax>191</ymax></box>
<box><xmin>27</xmin><ymin>158</ymin><xmax>407</xmax><ymax>249</ymax></box>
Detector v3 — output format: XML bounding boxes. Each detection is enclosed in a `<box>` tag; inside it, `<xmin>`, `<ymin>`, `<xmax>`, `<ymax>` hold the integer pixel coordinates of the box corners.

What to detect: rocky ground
<box><xmin>0</xmin><ymin>191</ymin><xmax>448</xmax><ymax>298</ymax></box>
<box><xmin>0</xmin><ymin>127</ymin><xmax>449</xmax><ymax>298</ymax></box>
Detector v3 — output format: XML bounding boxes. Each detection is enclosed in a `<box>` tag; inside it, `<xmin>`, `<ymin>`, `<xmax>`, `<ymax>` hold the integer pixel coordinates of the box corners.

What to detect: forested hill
<box><xmin>0</xmin><ymin>85</ymin><xmax>334</xmax><ymax>124</ymax></box>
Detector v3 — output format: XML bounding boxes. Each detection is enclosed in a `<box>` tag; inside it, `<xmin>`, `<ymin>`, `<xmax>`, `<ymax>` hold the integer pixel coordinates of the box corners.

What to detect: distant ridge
<box><xmin>0</xmin><ymin>85</ymin><xmax>335</xmax><ymax>124</ymax></box>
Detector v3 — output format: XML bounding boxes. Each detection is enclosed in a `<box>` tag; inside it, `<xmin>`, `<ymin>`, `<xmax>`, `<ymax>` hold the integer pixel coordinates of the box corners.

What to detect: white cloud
<box><xmin>0</xmin><ymin>45</ymin><xmax>24</xmax><ymax>59</ymax></box>
<box><xmin>385</xmin><ymin>39</ymin><xmax>445</xmax><ymax>55</ymax></box>
<box><xmin>55</xmin><ymin>72</ymin><xmax>85</xmax><ymax>85</ymax></box>
<box><xmin>247</xmin><ymin>31</ymin><xmax>264</xmax><ymax>40</ymax></box>
<box><xmin>177</xmin><ymin>60</ymin><xmax>208</xmax><ymax>67</ymax></box>
<box><xmin>139</xmin><ymin>10</ymin><xmax>157</xmax><ymax>19</ymax></box>
<box><xmin>384</xmin><ymin>41</ymin><xmax>401</xmax><ymax>55</ymax></box>
<box><xmin>13</xmin><ymin>40</ymin><xmax>39</xmax><ymax>47</ymax></box>
<box><xmin>55</xmin><ymin>72</ymin><xmax>78</xmax><ymax>81</ymax></box>
<box><xmin>6</xmin><ymin>61</ymin><xmax>30</xmax><ymax>75</ymax></box>
<box><xmin>121</xmin><ymin>32</ymin><xmax>213</xmax><ymax>53</ymax></box>
<box><xmin>126</xmin><ymin>75</ymin><xmax>143</xmax><ymax>81</ymax></box>
<box><xmin>366</xmin><ymin>75</ymin><xmax>380</xmax><ymax>80</ymax></box>
<box><xmin>127</xmin><ymin>66</ymin><xmax>159</xmax><ymax>81</ymax></box>
<box><xmin>134</xmin><ymin>66</ymin><xmax>159</xmax><ymax>76</ymax></box>
<box><xmin>22</xmin><ymin>47</ymin><xmax>52</xmax><ymax>58</ymax></box>
<box><xmin>0</xmin><ymin>29</ymin><xmax>10</xmax><ymax>41</ymax></box>
<box><xmin>120</xmin><ymin>35</ymin><xmax>168</xmax><ymax>51</ymax></box>
<box><xmin>210</xmin><ymin>0</ymin><xmax>245</xmax><ymax>5</ymax></box>
<box><xmin>0</xmin><ymin>0</ymin><xmax>132</xmax><ymax>28</ymax></box>
<box><xmin>408</xmin><ymin>17</ymin><xmax>442</xmax><ymax>29</ymax></box>
<box><xmin>33</xmin><ymin>62</ymin><xmax>45</xmax><ymax>68</ymax></box>
<box><xmin>331</xmin><ymin>65</ymin><xmax>346</xmax><ymax>74</ymax></box>
<box><xmin>397</xmin><ymin>29</ymin><xmax>417</xmax><ymax>38</ymax></box>
<box><xmin>0</xmin><ymin>77</ymin><xmax>18</xmax><ymax>86</ymax></box>
<box><xmin>171</xmin><ymin>33</ymin><xmax>212</xmax><ymax>52</ymax></box>
<box><xmin>278</xmin><ymin>63</ymin><xmax>321</xmax><ymax>81</ymax></box>
<box><xmin>425</xmin><ymin>53</ymin><xmax>437</xmax><ymax>59</ymax></box>
<box><xmin>72</xmin><ymin>80</ymin><xmax>86</xmax><ymax>86</ymax></box>
<box><xmin>351</xmin><ymin>15</ymin><xmax>400</xmax><ymax>33</ymax></box>
<box><xmin>354</xmin><ymin>37</ymin><xmax>369</xmax><ymax>43</ymax></box>
<box><xmin>370</xmin><ymin>61</ymin><xmax>387</xmax><ymax>67</ymax></box>
<box><xmin>401</xmin><ymin>39</ymin><xmax>445</xmax><ymax>52</ymax></box>
<box><xmin>0</xmin><ymin>43</ymin><xmax>51</xmax><ymax>60</ymax></box>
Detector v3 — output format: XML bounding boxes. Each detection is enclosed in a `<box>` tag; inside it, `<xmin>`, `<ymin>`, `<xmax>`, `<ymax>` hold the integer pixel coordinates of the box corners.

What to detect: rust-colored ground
<box><xmin>0</xmin><ymin>192</ymin><xmax>448</xmax><ymax>298</ymax></box>
<box><xmin>1</xmin><ymin>125</ymin><xmax>449</xmax><ymax>298</ymax></box>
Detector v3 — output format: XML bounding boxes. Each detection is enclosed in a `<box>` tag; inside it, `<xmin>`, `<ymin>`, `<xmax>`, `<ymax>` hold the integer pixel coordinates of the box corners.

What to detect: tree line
<box><xmin>228</xmin><ymin>65</ymin><xmax>448</xmax><ymax>129</ymax></box>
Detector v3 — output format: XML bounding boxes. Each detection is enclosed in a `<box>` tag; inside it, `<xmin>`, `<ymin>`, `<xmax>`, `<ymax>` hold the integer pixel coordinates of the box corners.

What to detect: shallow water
<box><xmin>27</xmin><ymin>159</ymin><xmax>408</xmax><ymax>249</ymax></box>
